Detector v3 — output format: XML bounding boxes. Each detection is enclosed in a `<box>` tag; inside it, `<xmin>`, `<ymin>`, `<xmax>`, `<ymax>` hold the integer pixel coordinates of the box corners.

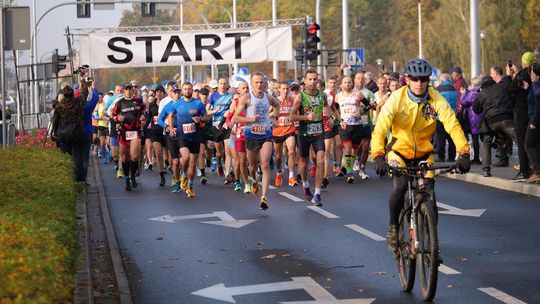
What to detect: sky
<box><xmin>13</xmin><ymin>0</ymin><xmax>130</xmax><ymax>64</ymax></box>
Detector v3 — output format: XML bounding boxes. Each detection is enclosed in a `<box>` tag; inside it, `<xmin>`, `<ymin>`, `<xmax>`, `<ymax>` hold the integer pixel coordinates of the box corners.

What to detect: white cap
<box><xmin>141</xmin><ymin>85</ymin><xmax>148</xmax><ymax>91</ymax></box>
<box><xmin>209</xmin><ymin>80</ymin><xmax>218</xmax><ymax>88</ymax></box>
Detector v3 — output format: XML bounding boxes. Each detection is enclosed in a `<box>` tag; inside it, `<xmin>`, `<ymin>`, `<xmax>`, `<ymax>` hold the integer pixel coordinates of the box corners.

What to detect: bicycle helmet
<box><xmin>404</xmin><ymin>58</ymin><xmax>433</xmax><ymax>77</ymax></box>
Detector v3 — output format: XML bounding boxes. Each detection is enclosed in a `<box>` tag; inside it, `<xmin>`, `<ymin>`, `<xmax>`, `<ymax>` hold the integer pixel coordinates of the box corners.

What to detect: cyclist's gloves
<box><xmin>455</xmin><ymin>154</ymin><xmax>471</xmax><ymax>173</ymax></box>
<box><xmin>374</xmin><ymin>156</ymin><xmax>388</xmax><ymax>176</ymax></box>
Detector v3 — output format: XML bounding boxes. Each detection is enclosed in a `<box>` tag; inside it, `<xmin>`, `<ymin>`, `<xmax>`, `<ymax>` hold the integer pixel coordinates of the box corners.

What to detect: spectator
<box><xmin>364</xmin><ymin>71</ymin><xmax>378</xmax><ymax>93</ymax></box>
<box><xmin>489</xmin><ymin>66</ymin><xmax>513</xmax><ymax>167</ymax></box>
<box><xmin>506</xmin><ymin>51</ymin><xmax>535</xmax><ymax>181</ymax></box>
<box><xmin>451</xmin><ymin>66</ymin><xmax>468</xmax><ymax>109</ymax></box>
<box><xmin>434</xmin><ymin>73</ymin><xmax>458</xmax><ymax>162</ymax></box>
<box><xmin>524</xmin><ymin>63</ymin><xmax>540</xmax><ymax>182</ymax></box>
<box><xmin>460</xmin><ymin>76</ymin><xmax>483</xmax><ymax>164</ymax></box>
<box><xmin>473</xmin><ymin>76</ymin><xmax>518</xmax><ymax>177</ymax></box>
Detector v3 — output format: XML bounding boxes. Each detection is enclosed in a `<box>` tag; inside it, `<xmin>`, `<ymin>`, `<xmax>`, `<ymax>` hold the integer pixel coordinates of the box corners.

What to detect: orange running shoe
<box><xmin>275</xmin><ymin>172</ymin><xmax>283</xmax><ymax>188</ymax></box>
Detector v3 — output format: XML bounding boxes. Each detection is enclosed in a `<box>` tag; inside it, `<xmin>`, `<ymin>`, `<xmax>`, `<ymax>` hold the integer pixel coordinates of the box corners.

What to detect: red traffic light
<box><xmin>307</xmin><ymin>23</ymin><xmax>320</xmax><ymax>35</ymax></box>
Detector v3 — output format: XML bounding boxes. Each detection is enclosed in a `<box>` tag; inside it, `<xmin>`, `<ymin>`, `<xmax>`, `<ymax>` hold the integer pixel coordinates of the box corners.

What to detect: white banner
<box><xmin>79</xmin><ymin>27</ymin><xmax>292</xmax><ymax>69</ymax></box>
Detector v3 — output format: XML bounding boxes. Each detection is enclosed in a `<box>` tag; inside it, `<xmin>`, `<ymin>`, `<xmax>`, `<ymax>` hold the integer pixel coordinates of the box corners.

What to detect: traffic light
<box><xmin>305</xmin><ymin>23</ymin><xmax>320</xmax><ymax>61</ymax></box>
<box><xmin>52</xmin><ymin>49</ymin><xmax>67</xmax><ymax>74</ymax></box>
<box><xmin>295</xmin><ymin>44</ymin><xmax>304</xmax><ymax>63</ymax></box>
<box><xmin>76</xmin><ymin>0</ymin><xmax>91</xmax><ymax>18</ymax></box>
<box><xmin>141</xmin><ymin>2</ymin><xmax>156</xmax><ymax>17</ymax></box>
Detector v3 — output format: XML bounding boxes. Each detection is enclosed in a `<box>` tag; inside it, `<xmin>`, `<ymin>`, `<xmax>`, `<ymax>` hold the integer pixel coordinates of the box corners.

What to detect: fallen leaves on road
<box><xmin>162</xmin><ymin>263</ymin><xmax>174</xmax><ymax>268</ymax></box>
<box><xmin>373</xmin><ymin>272</ymin><xmax>386</xmax><ymax>276</ymax></box>
<box><xmin>457</xmin><ymin>257</ymin><xmax>469</xmax><ymax>261</ymax></box>
<box><xmin>281</xmin><ymin>253</ymin><xmax>291</xmax><ymax>257</ymax></box>
<box><xmin>448</xmin><ymin>284</ymin><xmax>453</xmax><ymax>288</ymax></box>
<box><xmin>262</xmin><ymin>254</ymin><xmax>277</xmax><ymax>259</ymax></box>
<box><xmin>155</xmin><ymin>233</ymin><xmax>165</xmax><ymax>240</ymax></box>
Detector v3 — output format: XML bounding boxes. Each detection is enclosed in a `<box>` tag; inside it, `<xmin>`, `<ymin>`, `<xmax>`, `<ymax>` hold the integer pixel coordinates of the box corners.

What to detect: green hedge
<box><xmin>0</xmin><ymin>147</ymin><xmax>79</xmax><ymax>303</ymax></box>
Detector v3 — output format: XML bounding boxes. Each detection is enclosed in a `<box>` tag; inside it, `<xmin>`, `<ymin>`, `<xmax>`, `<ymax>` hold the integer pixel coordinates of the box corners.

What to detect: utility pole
<box><xmin>470</xmin><ymin>0</ymin><xmax>480</xmax><ymax>78</ymax></box>
<box><xmin>418</xmin><ymin>0</ymin><xmax>423</xmax><ymax>59</ymax></box>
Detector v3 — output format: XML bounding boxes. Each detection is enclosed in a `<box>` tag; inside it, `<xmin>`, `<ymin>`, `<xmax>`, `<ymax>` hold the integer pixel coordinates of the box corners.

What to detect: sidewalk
<box><xmin>438</xmin><ymin>154</ymin><xmax>540</xmax><ymax>198</ymax></box>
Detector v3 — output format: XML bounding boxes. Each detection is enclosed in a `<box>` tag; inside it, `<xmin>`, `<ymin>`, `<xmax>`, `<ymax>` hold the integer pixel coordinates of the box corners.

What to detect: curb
<box><xmin>91</xmin><ymin>156</ymin><xmax>133</xmax><ymax>304</ymax></box>
<box><xmin>74</xmin><ymin>188</ymin><xmax>94</xmax><ymax>304</ymax></box>
<box><xmin>445</xmin><ymin>172</ymin><xmax>540</xmax><ymax>198</ymax></box>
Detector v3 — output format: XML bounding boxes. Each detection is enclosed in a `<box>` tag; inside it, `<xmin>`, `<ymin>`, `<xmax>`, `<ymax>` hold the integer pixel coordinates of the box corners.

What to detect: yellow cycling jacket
<box><xmin>371</xmin><ymin>86</ymin><xmax>470</xmax><ymax>160</ymax></box>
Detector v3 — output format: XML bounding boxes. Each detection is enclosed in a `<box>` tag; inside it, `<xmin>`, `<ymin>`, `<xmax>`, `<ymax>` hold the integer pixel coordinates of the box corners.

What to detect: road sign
<box><xmin>430</xmin><ymin>67</ymin><xmax>439</xmax><ymax>83</ymax></box>
<box><xmin>346</xmin><ymin>48</ymin><xmax>364</xmax><ymax>69</ymax></box>
<box><xmin>192</xmin><ymin>276</ymin><xmax>375</xmax><ymax>303</ymax></box>
<box><xmin>149</xmin><ymin>211</ymin><xmax>257</xmax><ymax>228</ymax></box>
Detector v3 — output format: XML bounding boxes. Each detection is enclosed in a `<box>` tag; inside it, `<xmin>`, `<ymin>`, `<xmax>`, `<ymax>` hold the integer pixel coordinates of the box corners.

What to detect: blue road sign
<box><xmin>347</xmin><ymin>48</ymin><xmax>364</xmax><ymax>69</ymax></box>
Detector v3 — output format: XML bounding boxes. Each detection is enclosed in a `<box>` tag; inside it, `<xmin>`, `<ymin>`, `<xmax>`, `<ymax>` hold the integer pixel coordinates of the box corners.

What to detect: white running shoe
<box><xmin>359</xmin><ymin>169</ymin><xmax>369</xmax><ymax>180</ymax></box>
<box><xmin>353</xmin><ymin>159</ymin><xmax>360</xmax><ymax>172</ymax></box>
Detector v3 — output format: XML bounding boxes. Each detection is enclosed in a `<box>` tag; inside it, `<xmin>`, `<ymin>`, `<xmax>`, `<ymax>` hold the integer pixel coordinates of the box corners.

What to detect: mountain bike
<box><xmin>388</xmin><ymin>161</ymin><xmax>456</xmax><ymax>301</ymax></box>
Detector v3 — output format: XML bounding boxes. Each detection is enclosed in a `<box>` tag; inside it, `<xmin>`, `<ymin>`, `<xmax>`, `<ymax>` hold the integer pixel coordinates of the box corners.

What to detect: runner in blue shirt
<box><xmin>169</xmin><ymin>82</ymin><xmax>207</xmax><ymax>198</ymax></box>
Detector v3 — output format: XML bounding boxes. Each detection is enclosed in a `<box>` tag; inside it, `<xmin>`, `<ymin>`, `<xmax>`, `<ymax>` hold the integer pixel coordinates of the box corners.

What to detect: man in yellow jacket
<box><xmin>371</xmin><ymin>58</ymin><xmax>471</xmax><ymax>253</ymax></box>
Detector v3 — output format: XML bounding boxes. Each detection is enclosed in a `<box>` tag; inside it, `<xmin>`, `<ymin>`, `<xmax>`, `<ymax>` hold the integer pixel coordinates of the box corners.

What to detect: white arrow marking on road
<box><xmin>478</xmin><ymin>287</ymin><xmax>527</xmax><ymax>304</ymax></box>
<box><xmin>192</xmin><ymin>276</ymin><xmax>375</xmax><ymax>304</ymax></box>
<box><xmin>345</xmin><ymin>224</ymin><xmax>385</xmax><ymax>241</ymax></box>
<box><xmin>438</xmin><ymin>264</ymin><xmax>461</xmax><ymax>275</ymax></box>
<box><xmin>306</xmin><ymin>206</ymin><xmax>340</xmax><ymax>219</ymax></box>
<box><xmin>279</xmin><ymin>192</ymin><xmax>304</xmax><ymax>202</ymax></box>
<box><xmin>149</xmin><ymin>211</ymin><xmax>257</xmax><ymax>228</ymax></box>
<box><xmin>437</xmin><ymin>202</ymin><xmax>486</xmax><ymax>217</ymax></box>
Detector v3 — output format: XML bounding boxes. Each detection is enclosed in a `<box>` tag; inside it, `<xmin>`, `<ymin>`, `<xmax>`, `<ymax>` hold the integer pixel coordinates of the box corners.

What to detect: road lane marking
<box><xmin>345</xmin><ymin>224</ymin><xmax>385</xmax><ymax>241</ymax></box>
<box><xmin>279</xmin><ymin>192</ymin><xmax>304</xmax><ymax>202</ymax></box>
<box><xmin>478</xmin><ymin>287</ymin><xmax>527</xmax><ymax>304</ymax></box>
<box><xmin>306</xmin><ymin>206</ymin><xmax>340</xmax><ymax>219</ymax></box>
<box><xmin>438</xmin><ymin>264</ymin><xmax>461</xmax><ymax>275</ymax></box>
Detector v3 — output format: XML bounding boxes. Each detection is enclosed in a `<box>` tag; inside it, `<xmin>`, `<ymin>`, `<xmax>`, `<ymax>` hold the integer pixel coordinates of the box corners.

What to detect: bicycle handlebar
<box><xmin>387</xmin><ymin>164</ymin><xmax>457</xmax><ymax>177</ymax></box>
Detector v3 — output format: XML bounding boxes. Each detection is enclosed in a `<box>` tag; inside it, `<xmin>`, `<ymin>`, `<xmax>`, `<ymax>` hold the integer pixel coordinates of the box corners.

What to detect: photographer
<box><xmin>51</xmin><ymin>66</ymin><xmax>98</xmax><ymax>183</ymax></box>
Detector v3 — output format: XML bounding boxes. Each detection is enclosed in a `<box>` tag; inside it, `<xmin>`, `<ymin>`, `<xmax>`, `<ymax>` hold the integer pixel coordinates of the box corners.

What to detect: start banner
<box><xmin>79</xmin><ymin>26</ymin><xmax>292</xmax><ymax>69</ymax></box>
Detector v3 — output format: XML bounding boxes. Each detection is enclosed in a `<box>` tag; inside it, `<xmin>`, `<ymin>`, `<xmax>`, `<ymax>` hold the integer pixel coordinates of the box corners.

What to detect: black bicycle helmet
<box><xmin>404</xmin><ymin>58</ymin><xmax>433</xmax><ymax>77</ymax></box>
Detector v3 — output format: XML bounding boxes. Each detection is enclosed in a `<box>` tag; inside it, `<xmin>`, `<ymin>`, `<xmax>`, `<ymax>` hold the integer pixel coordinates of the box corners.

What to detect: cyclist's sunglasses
<box><xmin>408</xmin><ymin>76</ymin><xmax>430</xmax><ymax>83</ymax></box>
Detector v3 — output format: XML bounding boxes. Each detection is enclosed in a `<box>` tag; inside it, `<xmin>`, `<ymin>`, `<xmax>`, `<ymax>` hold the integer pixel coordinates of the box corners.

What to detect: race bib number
<box><xmin>307</xmin><ymin>122</ymin><xmax>323</xmax><ymax>135</ymax></box>
<box><xmin>278</xmin><ymin>116</ymin><xmax>291</xmax><ymax>126</ymax></box>
<box><xmin>251</xmin><ymin>124</ymin><xmax>267</xmax><ymax>135</ymax></box>
<box><xmin>360</xmin><ymin>115</ymin><xmax>369</xmax><ymax>125</ymax></box>
<box><xmin>342</xmin><ymin>105</ymin><xmax>357</xmax><ymax>114</ymax></box>
<box><xmin>182</xmin><ymin>123</ymin><xmax>196</xmax><ymax>134</ymax></box>
<box><xmin>125</xmin><ymin>131</ymin><xmax>139</xmax><ymax>141</ymax></box>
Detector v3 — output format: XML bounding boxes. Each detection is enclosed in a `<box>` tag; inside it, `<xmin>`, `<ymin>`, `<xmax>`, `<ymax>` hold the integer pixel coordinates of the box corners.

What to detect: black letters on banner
<box><xmin>135</xmin><ymin>36</ymin><xmax>161</xmax><ymax>63</ymax></box>
<box><xmin>195</xmin><ymin>34</ymin><xmax>223</xmax><ymax>61</ymax></box>
<box><xmin>107</xmin><ymin>37</ymin><xmax>133</xmax><ymax>64</ymax></box>
<box><xmin>225</xmin><ymin>32</ymin><xmax>250</xmax><ymax>59</ymax></box>
<box><xmin>160</xmin><ymin>36</ymin><xmax>192</xmax><ymax>63</ymax></box>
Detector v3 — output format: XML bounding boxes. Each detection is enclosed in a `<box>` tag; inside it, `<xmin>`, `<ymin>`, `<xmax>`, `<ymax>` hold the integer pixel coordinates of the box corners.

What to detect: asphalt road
<box><xmin>97</xmin><ymin>161</ymin><xmax>540</xmax><ymax>304</ymax></box>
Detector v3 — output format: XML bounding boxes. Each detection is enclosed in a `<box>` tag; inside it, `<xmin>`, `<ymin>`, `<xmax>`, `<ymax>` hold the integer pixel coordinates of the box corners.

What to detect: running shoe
<box><xmin>347</xmin><ymin>174</ymin><xmax>355</xmax><ymax>184</ymax></box>
<box><xmin>159</xmin><ymin>175</ymin><xmax>166</xmax><ymax>187</ymax></box>
<box><xmin>309</xmin><ymin>164</ymin><xmax>316</xmax><ymax>177</ymax></box>
<box><xmin>211</xmin><ymin>157</ymin><xmax>217</xmax><ymax>172</ymax></box>
<box><xmin>186</xmin><ymin>187</ymin><xmax>196</xmax><ymax>198</ymax></box>
<box><xmin>334</xmin><ymin>166</ymin><xmax>344</xmax><ymax>177</ymax></box>
<box><xmin>224</xmin><ymin>173</ymin><xmax>234</xmax><ymax>185</ymax></box>
<box><xmin>125</xmin><ymin>180</ymin><xmax>132</xmax><ymax>191</ymax></box>
<box><xmin>200</xmin><ymin>176</ymin><xmax>207</xmax><ymax>185</ymax></box>
<box><xmin>297</xmin><ymin>173</ymin><xmax>302</xmax><ymax>183</ymax></box>
<box><xmin>304</xmin><ymin>187</ymin><xmax>314</xmax><ymax>201</ymax></box>
<box><xmin>234</xmin><ymin>182</ymin><xmax>242</xmax><ymax>192</ymax></box>
<box><xmin>275</xmin><ymin>172</ymin><xmax>283</xmax><ymax>188</ymax></box>
<box><xmin>244</xmin><ymin>183</ymin><xmax>251</xmax><ymax>194</ymax></box>
<box><xmin>148</xmin><ymin>163</ymin><xmax>153</xmax><ymax>170</ymax></box>
<box><xmin>311</xmin><ymin>194</ymin><xmax>322</xmax><ymax>207</ymax></box>
<box><xmin>321</xmin><ymin>177</ymin><xmax>329</xmax><ymax>189</ymax></box>
<box><xmin>288</xmin><ymin>176</ymin><xmax>298</xmax><ymax>187</ymax></box>
<box><xmin>259</xmin><ymin>196</ymin><xmax>269</xmax><ymax>210</ymax></box>
<box><xmin>144</xmin><ymin>163</ymin><xmax>150</xmax><ymax>170</ymax></box>
<box><xmin>217</xmin><ymin>166</ymin><xmax>224</xmax><ymax>177</ymax></box>
<box><xmin>180</xmin><ymin>176</ymin><xmax>188</xmax><ymax>190</ymax></box>
<box><xmin>172</xmin><ymin>183</ymin><xmax>181</xmax><ymax>193</ymax></box>
<box><xmin>131</xmin><ymin>176</ymin><xmax>138</xmax><ymax>188</ymax></box>
<box><xmin>116</xmin><ymin>168</ymin><xmax>123</xmax><ymax>178</ymax></box>
<box><xmin>251</xmin><ymin>181</ymin><xmax>260</xmax><ymax>196</ymax></box>
<box><xmin>114</xmin><ymin>164</ymin><xmax>119</xmax><ymax>171</ymax></box>
<box><xmin>197</xmin><ymin>168</ymin><xmax>202</xmax><ymax>177</ymax></box>
<box><xmin>359</xmin><ymin>169</ymin><xmax>369</xmax><ymax>180</ymax></box>
<box><xmin>170</xmin><ymin>177</ymin><xmax>177</xmax><ymax>187</ymax></box>
<box><xmin>353</xmin><ymin>159</ymin><xmax>360</xmax><ymax>172</ymax></box>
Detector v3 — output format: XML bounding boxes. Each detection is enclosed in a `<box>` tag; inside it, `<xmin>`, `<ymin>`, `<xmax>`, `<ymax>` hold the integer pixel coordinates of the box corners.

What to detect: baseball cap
<box><xmin>172</xmin><ymin>84</ymin><xmax>181</xmax><ymax>92</ymax></box>
<box><xmin>209</xmin><ymin>80</ymin><xmax>218</xmax><ymax>88</ymax></box>
<box><xmin>522</xmin><ymin>51</ymin><xmax>535</xmax><ymax>66</ymax></box>
<box><xmin>108</xmin><ymin>90</ymin><xmax>114</xmax><ymax>95</ymax></box>
<box><xmin>123</xmin><ymin>83</ymin><xmax>133</xmax><ymax>90</ymax></box>
<box><xmin>141</xmin><ymin>85</ymin><xmax>148</xmax><ymax>91</ymax></box>
<box><xmin>154</xmin><ymin>85</ymin><xmax>165</xmax><ymax>93</ymax></box>
<box><xmin>193</xmin><ymin>85</ymin><xmax>201</xmax><ymax>91</ymax></box>
<box><xmin>199</xmin><ymin>87</ymin><xmax>210</xmax><ymax>95</ymax></box>
<box><xmin>290</xmin><ymin>82</ymin><xmax>300</xmax><ymax>91</ymax></box>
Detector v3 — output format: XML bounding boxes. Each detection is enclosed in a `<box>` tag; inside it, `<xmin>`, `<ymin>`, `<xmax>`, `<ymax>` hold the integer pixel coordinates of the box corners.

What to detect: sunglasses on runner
<box><xmin>408</xmin><ymin>76</ymin><xmax>430</xmax><ymax>83</ymax></box>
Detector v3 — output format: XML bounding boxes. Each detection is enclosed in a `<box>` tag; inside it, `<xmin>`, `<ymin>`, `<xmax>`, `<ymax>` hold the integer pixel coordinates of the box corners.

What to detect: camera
<box><xmin>507</xmin><ymin>60</ymin><xmax>512</xmax><ymax>68</ymax></box>
<box><xmin>84</xmin><ymin>76</ymin><xmax>94</xmax><ymax>83</ymax></box>
<box><xmin>73</xmin><ymin>64</ymin><xmax>90</xmax><ymax>75</ymax></box>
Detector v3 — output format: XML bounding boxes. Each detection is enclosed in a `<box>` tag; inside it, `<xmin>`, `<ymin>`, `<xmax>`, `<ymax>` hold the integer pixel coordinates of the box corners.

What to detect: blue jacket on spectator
<box><xmin>527</xmin><ymin>81</ymin><xmax>540</xmax><ymax>125</ymax></box>
<box><xmin>436</xmin><ymin>80</ymin><xmax>458</xmax><ymax>112</ymax></box>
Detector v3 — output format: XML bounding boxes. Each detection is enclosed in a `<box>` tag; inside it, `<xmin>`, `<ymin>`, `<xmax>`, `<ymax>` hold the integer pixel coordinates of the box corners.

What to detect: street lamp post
<box><xmin>480</xmin><ymin>31</ymin><xmax>485</xmax><ymax>75</ymax></box>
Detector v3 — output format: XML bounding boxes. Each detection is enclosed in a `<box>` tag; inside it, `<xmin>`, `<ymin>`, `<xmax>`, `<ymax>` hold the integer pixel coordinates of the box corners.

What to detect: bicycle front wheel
<box><xmin>416</xmin><ymin>201</ymin><xmax>439</xmax><ymax>301</ymax></box>
<box><xmin>397</xmin><ymin>208</ymin><xmax>415</xmax><ymax>292</ymax></box>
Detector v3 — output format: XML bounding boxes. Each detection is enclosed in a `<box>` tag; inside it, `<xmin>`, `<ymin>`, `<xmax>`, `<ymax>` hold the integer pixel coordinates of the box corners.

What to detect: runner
<box><xmin>159</xmin><ymin>84</ymin><xmax>183</xmax><ymax>192</ymax></box>
<box><xmin>105</xmin><ymin>84</ymin><xmax>124</xmax><ymax>178</ymax></box>
<box><xmin>147</xmin><ymin>85</ymin><xmax>167</xmax><ymax>186</ymax></box>
<box><xmin>273</xmin><ymin>81</ymin><xmax>298</xmax><ymax>187</ymax></box>
<box><xmin>197</xmin><ymin>87</ymin><xmax>213</xmax><ymax>185</ymax></box>
<box><xmin>322</xmin><ymin>76</ymin><xmax>342</xmax><ymax>187</ymax></box>
<box><xmin>233</xmin><ymin>72</ymin><xmax>280</xmax><ymax>210</ymax></box>
<box><xmin>336</xmin><ymin>76</ymin><xmax>368</xmax><ymax>184</ymax></box>
<box><xmin>227</xmin><ymin>82</ymin><xmax>250</xmax><ymax>192</ymax></box>
<box><xmin>111</xmin><ymin>83</ymin><xmax>146</xmax><ymax>191</ymax></box>
<box><xmin>290</xmin><ymin>70</ymin><xmax>340</xmax><ymax>206</ymax></box>
<box><xmin>168</xmin><ymin>82</ymin><xmax>207</xmax><ymax>198</ymax></box>
<box><xmin>353</xmin><ymin>73</ymin><xmax>376</xmax><ymax>179</ymax></box>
